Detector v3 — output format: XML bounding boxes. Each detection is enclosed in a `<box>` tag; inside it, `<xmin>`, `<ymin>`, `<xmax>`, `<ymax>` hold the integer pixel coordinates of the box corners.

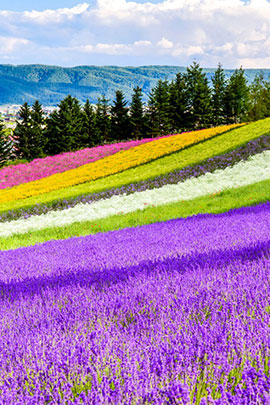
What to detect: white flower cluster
<box><xmin>2</xmin><ymin>150</ymin><xmax>270</xmax><ymax>238</ymax></box>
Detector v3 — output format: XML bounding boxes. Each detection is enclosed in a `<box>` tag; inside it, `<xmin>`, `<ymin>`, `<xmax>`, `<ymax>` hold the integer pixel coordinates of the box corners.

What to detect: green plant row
<box><xmin>1</xmin><ymin>119</ymin><xmax>270</xmax><ymax>215</ymax></box>
<box><xmin>1</xmin><ymin>178</ymin><xmax>269</xmax><ymax>251</ymax></box>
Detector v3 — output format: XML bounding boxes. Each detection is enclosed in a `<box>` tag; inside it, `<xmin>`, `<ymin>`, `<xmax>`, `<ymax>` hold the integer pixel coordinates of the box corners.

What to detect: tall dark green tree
<box><xmin>45</xmin><ymin>95</ymin><xmax>83</xmax><ymax>155</ymax></box>
<box><xmin>211</xmin><ymin>63</ymin><xmax>226</xmax><ymax>125</ymax></box>
<box><xmin>95</xmin><ymin>95</ymin><xmax>111</xmax><ymax>144</ymax></box>
<box><xmin>30</xmin><ymin>100</ymin><xmax>45</xmax><ymax>158</ymax></box>
<box><xmin>169</xmin><ymin>72</ymin><xmax>188</xmax><ymax>132</ymax></box>
<box><xmin>13</xmin><ymin>102</ymin><xmax>33</xmax><ymax>160</ymax></box>
<box><xmin>0</xmin><ymin>119</ymin><xmax>13</xmax><ymax>166</ymax></box>
<box><xmin>110</xmin><ymin>90</ymin><xmax>131</xmax><ymax>142</ymax></box>
<box><xmin>185</xmin><ymin>61</ymin><xmax>212</xmax><ymax>129</ymax></box>
<box><xmin>130</xmin><ymin>86</ymin><xmax>146</xmax><ymax>139</ymax></box>
<box><xmin>224</xmin><ymin>66</ymin><xmax>249</xmax><ymax>123</ymax></box>
<box><xmin>146</xmin><ymin>79</ymin><xmax>171</xmax><ymax>137</ymax></box>
<box><xmin>80</xmin><ymin>99</ymin><xmax>98</xmax><ymax>147</ymax></box>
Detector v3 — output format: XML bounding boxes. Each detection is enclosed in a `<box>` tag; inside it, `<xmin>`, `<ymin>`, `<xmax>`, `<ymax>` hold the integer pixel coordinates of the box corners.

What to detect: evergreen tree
<box><xmin>146</xmin><ymin>79</ymin><xmax>170</xmax><ymax>137</ymax></box>
<box><xmin>30</xmin><ymin>100</ymin><xmax>45</xmax><ymax>158</ymax></box>
<box><xmin>110</xmin><ymin>90</ymin><xmax>131</xmax><ymax>141</ymax></box>
<box><xmin>13</xmin><ymin>102</ymin><xmax>33</xmax><ymax>160</ymax></box>
<box><xmin>185</xmin><ymin>61</ymin><xmax>212</xmax><ymax>129</ymax></box>
<box><xmin>169</xmin><ymin>72</ymin><xmax>188</xmax><ymax>132</ymax></box>
<box><xmin>130</xmin><ymin>86</ymin><xmax>146</xmax><ymax>139</ymax></box>
<box><xmin>211</xmin><ymin>63</ymin><xmax>226</xmax><ymax>125</ymax></box>
<box><xmin>0</xmin><ymin>119</ymin><xmax>13</xmax><ymax>166</ymax></box>
<box><xmin>95</xmin><ymin>95</ymin><xmax>111</xmax><ymax>144</ymax></box>
<box><xmin>224</xmin><ymin>66</ymin><xmax>249</xmax><ymax>123</ymax></box>
<box><xmin>80</xmin><ymin>99</ymin><xmax>98</xmax><ymax>147</ymax></box>
<box><xmin>45</xmin><ymin>95</ymin><xmax>83</xmax><ymax>155</ymax></box>
<box><xmin>247</xmin><ymin>72</ymin><xmax>270</xmax><ymax>121</ymax></box>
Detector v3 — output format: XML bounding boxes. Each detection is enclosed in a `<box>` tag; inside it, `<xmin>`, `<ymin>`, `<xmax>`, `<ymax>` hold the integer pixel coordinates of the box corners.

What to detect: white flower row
<box><xmin>2</xmin><ymin>150</ymin><xmax>270</xmax><ymax>238</ymax></box>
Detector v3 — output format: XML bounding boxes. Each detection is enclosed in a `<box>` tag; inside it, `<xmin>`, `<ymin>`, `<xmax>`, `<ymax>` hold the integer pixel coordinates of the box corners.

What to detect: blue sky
<box><xmin>0</xmin><ymin>0</ymin><xmax>269</xmax><ymax>68</ymax></box>
<box><xmin>0</xmin><ymin>0</ymin><xmax>163</xmax><ymax>11</ymax></box>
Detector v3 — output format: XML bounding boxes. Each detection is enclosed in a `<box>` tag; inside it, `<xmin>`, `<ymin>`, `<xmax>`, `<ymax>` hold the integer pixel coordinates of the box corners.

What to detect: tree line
<box><xmin>1</xmin><ymin>61</ymin><xmax>270</xmax><ymax>165</ymax></box>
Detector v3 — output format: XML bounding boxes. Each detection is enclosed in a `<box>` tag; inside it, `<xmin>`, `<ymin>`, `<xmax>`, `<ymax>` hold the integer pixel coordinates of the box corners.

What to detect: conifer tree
<box><xmin>80</xmin><ymin>99</ymin><xmax>98</xmax><ymax>147</ymax></box>
<box><xmin>211</xmin><ymin>63</ymin><xmax>226</xmax><ymax>125</ymax></box>
<box><xmin>30</xmin><ymin>100</ymin><xmax>45</xmax><ymax>158</ymax></box>
<box><xmin>130</xmin><ymin>86</ymin><xmax>146</xmax><ymax>139</ymax></box>
<box><xmin>95</xmin><ymin>95</ymin><xmax>111</xmax><ymax>144</ymax></box>
<box><xmin>185</xmin><ymin>61</ymin><xmax>212</xmax><ymax>129</ymax></box>
<box><xmin>146</xmin><ymin>79</ymin><xmax>170</xmax><ymax>137</ymax></box>
<box><xmin>224</xmin><ymin>66</ymin><xmax>249</xmax><ymax>123</ymax></box>
<box><xmin>169</xmin><ymin>72</ymin><xmax>188</xmax><ymax>132</ymax></box>
<box><xmin>0</xmin><ymin>119</ymin><xmax>12</xmax><ymax>167</ymax></box>
<box><xmin>13</xmin><ymin>102</ymin><xmax>33</xmax><ymax>160</ymax></box>
<box><xmin>45</xmin><ymin>95</ymin><xmax>83</xmax><ymax>155</ymax></box>
<box><xmin>110</xmin><ymin>90</ymin><xmax>131</xmax><ymax>141</ymax></box>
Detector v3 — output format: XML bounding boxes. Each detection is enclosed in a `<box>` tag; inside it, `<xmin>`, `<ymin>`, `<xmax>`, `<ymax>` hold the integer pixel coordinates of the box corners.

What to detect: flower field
<box><xmin>0</xmin><ymin>135</ymin><xmax>173</xmax><ymax>189</ymax></box>
<box><xmin>1</xmin><ymin>120</ymin><xmax>270</xmax><ymax>403</ymax></box>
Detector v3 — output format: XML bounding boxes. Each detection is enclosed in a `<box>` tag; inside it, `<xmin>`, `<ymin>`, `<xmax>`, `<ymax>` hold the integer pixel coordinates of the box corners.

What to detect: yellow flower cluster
<box><xmin>0</xmin><ymin>124</ymin><xmax>243</xmax><ymax>204</ymax></box>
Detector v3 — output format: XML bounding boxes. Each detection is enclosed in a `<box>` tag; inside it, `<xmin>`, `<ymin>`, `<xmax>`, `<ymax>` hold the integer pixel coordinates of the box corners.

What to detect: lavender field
<box><xmin>1</xmin><ymin>123</ymin><xmax>270</xmax><ymax>403</ymax></box>
<box><xmin>0</xmin><ymin>204</ymin><xmax>270</xmax><ymax>403</ymax></box>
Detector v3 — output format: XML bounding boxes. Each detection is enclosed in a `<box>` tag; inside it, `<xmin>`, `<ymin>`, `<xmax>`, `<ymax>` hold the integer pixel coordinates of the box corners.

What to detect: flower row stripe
<box><xmin>0</xmin><ymin>135</ymin><xmax>172</xmax><ymax>189</ymax></box>
<box><xmin>1</xmin><ymin>149</ymin><xmax>269</xmax><ymax>238</ymax></box>
<box><xmin>2</xmin><ymin>132</ymin><xmax>269</xmax><ymax>223</ymax></box>
<box><xmin>2</xmin><ymin>119</ymin><xmax>268</xmax><ymax>215</ymax></box>
<box><xmin>0</xmin><ymin>124</ymin><xmax>242</xmax><ymax>204</ymax></box>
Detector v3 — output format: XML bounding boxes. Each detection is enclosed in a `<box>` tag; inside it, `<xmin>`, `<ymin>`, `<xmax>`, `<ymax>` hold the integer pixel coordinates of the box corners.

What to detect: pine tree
<box><xmin>80</xmin><ymin>99</ymin><xmax>98</xmax><ymax>147</ymax></box>
<box><xmin>169</xmin><ymin>72</ymin><xmax>188</xmax><ymax>132</ymax></box>
<box><xmin>224</xmin><ymin>66</ymin><xmax>249</xmax><ymax>123</ymax></box>
<box><xmin>45</xmin><ymin>95</ymin><xmax>83</xmax><ymax>155</ymax></box>
<box><xmin>130</xmin><ymin>86</ymin><xmax>146</xmax><ymax>139</ymax></box>
<box><xmin>185</xmin><ymin>61</ymin><xmax>212</xmax><ymax>129</ymax></box>
<box><xmin>95</xmin><ymin>95</ymin><xmax>111</xmax><ymax>144</ymax></box>
<box><xmin>110</xmin><ymin>90</ymin><xmax>131</xmax><ymax>142</ymax></box>
<box><xmin>0</xmin><ymin>119</ymin><xmax>13</xmax><ymax>167</ymax></box>
<box><xmin>13</xmin><ymin>102</ymin><xmax>33</xmax><ymax>160</ymax></box>
<box><xmin>211</xmin><ymin>63</ymin><xmax>226</xmax><ymax>125</ymax></box>
<box><xmin>146</xmin><ymin>79</ymin><xmax>170</xmax><ymax>137</ymax></box>
<box><xmin>30</xmin><ymin>100</ymin><xmax>45</xmax><ymax>158</ymax></box>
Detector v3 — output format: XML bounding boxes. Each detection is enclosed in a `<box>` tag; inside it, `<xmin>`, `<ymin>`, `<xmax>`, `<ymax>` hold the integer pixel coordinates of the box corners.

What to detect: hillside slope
<box><xmin>0</xmin><ymin>64</ymin><xmax>270</xmax><ymax>105</ymax></box>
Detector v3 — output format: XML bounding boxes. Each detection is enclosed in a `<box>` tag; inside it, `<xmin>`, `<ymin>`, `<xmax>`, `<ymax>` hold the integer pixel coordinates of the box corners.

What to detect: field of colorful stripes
<box><xmin>1</xmin><ymin>119</ymin><xmax>270</xmax><ymax>403</ymax></box>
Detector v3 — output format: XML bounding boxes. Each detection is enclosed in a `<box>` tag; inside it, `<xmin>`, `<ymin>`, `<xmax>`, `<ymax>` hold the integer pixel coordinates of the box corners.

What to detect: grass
<box><xmin>1</xmin><ymin>177</ymin><xmax>269</xmax><ymax>250</ymax></box>
<box><xmin>1</xmin><ymin>119</ymin><xmax>270</xmax><ymax>215</ymax></box>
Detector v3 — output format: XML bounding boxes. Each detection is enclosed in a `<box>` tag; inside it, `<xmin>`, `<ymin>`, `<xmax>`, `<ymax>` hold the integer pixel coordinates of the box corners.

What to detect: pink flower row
<box><xmin>0</xmin><ymin>135</ymin><xmax>174</xmax><ymax>189</ymax></box>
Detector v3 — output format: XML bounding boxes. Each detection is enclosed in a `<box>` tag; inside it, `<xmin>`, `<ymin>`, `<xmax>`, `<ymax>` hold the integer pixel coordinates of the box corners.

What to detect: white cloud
<box><xmin>157</xmin><ymin>37</ymin><xmax>174</xmax><ymax>49</ymax></box>
<box><xmin>0</xmin><ymin>36</ymin><xmax>30</xmax><ymax>54</ymax></box>
<box><xmin>0</xmin><ymin>1</ymin><xmax>270</xmax><ymax>67</ymax></box>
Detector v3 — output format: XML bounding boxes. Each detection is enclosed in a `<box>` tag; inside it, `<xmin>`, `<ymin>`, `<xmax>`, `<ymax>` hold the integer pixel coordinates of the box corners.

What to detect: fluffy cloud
<box><xmin>0</xmin><ymin>0</ymin><xmax>270</xmax><ymax>67</ymax></box>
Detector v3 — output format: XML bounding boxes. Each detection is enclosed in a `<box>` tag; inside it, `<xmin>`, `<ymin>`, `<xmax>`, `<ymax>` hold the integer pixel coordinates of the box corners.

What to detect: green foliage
<box><xmin>130</xmin><ymin>86</ymin><xmax>146</xmax><ymax>139</ymax></box>
<box><xmin>0</xmin><ymin>119</ymin><xmax>13</xmax><ymax>166</ymax></box>
<box><xmin>185</xmin><ymin>61</ymin><xmax>212</xmax><ymax>129</ymax></box>
<box><xmin>224</xmin><ymin>67</ymin><xmax>249</xmax><ymax>123</ymax></box>
<box><xmin>169</xmin><ymin>72</ymin><xmax>189</xmax><ymax>132</ymax></box>
<box><xmin>110</xmin><ymin>90</ymin><xmax>131</xmax><ymax>142</ymax></box>
<box><xmin>95</xmin><ymin>95</ymin><xmax>111</xmax><ymax>144</ymax></box>
<box><xmin>13</xmin><ymin>103</ymin><xmax>33</xmax><ymax>160</ymax></box>
<box><xmin>80</xmin><ymin>99</ymin><xmax>98</xmax><ymax>147</ymax></box>
<box><xmin>211</xmin><ymin>63</ymin><xmax>226</xmax><ymax>125</ymax></box>
<box><xmin>248</xmin><ymin>72</ymin><xmax>270</xmax><ymax>121</ymax></box>
<box><xmin>146</xmin><ymin>79</ymin><xmax>171</xmax><ymax>137</ymax></box>
<box><xmin>45</xmin><ymin>95</ymin><xmax>83</xmax><ymax>155</ymax></box>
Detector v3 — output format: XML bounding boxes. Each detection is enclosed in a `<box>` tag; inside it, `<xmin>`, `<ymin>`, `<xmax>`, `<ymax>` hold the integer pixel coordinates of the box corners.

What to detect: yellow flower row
<box><xmin>0</xmin><ymin>124</ymin><xmax>243</xmax><ymax>204</ymax></box>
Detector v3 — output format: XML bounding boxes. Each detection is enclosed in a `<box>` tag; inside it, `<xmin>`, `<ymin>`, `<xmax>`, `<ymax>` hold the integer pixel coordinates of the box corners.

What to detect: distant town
<box><xmin>0</xmin><ymin>105</ymin><xmax>57</xmax><ymax>129</ymax></box>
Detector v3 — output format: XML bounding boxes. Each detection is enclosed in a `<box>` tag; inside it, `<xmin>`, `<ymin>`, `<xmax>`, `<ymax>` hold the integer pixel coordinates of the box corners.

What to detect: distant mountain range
<box><xmin>0</xmin><ymin>64</ymin><xmax>270</xmax><ymax>106</ymax></box>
